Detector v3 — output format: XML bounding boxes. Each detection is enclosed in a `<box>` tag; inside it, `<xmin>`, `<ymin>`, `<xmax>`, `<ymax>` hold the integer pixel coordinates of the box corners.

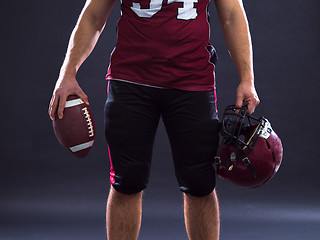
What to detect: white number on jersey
<box><xmin>131</xmin><ymin>0</ymin><xmax>198</xmax><ymax>20</ymax></box>
<box><xmin>131</xmin><ymin>0</ymin><xmax>162</xmax><ymax>18</ymax></box>
<box><xmin>168</xmin><ymin>0</ymin><xmax>198</xmax><ymax>20</ymax></box>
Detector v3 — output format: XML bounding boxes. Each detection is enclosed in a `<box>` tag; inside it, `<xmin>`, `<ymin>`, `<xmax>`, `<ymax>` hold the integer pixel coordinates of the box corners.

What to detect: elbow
<box><xmin>220</xmin><ymin>9</ymin><xmax>241</xmax><ymax>29</ymax></box>
<box><xmin>222</xmin><ymin>17</ymin><xmax>233</xmax><ymax>29</ymax></box>
<box><xmin>218</xmin><ymin>2</ymin><xmax>248</xmax><ymax>29</ymax></box>
<box><xmin>84</xmin><ymin>11</ymin><xmax>107</xmax><ymax>34</ymax></box>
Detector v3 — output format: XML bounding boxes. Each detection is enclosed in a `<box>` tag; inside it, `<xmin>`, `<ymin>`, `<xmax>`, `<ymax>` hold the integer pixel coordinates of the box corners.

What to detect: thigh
<box><xmin>161</xmin><ymin>89</ymin><xmax>220</xmax><ymax>196</ymax></box>
<box><xmin>104</xmin><ymin>80</ymin><xmax>161</xmax><ymax>193</ymax></box>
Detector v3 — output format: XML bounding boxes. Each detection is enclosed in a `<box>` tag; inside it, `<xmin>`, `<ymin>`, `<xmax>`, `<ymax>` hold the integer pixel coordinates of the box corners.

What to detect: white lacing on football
<box><xmin>82</xmin><ymin>107</ymin><xmax>94</xmax><ymax>137</ymax></box>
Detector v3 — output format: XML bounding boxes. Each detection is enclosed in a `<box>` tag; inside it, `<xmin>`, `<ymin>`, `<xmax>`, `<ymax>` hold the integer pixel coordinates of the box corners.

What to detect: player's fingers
<box><xmin>234</xmin><ymin>95</ymin><xmax>244</xmax><ymax>114</ymax></box>
<box><xmin>235</xmin><ymin>95</ymin><xmax>244</xmax><ymax>108</ymax></box>
<box><xmin>57</xmin><ymin>94</ymin><xmax>68</xmax><ymax>119</ymax></box>
<box><xmin>246</xmin><ymin>97</ymin><xmax>260</xmax><ymax>115</ymax></box>
<box><xmin>246</xmin><ymin>101</ymin><xmax>255</xmax><ymax>115</ymax></box>
<box><xmin>77</xmin><ymin>89</ymin><xmax>89</xmax><ymax>105</ymax></box>
<box><xmin>49</xmin><ymin>94</ymin><xmax>58</xmax><ymax>120</ymax></box>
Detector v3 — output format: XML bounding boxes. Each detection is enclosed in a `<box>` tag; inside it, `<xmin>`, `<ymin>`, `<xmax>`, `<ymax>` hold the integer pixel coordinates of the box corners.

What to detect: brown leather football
<box><xmin>53</xmin><ymin>95</ymin><xmax>95</xmax><ymax>158</ymax></box>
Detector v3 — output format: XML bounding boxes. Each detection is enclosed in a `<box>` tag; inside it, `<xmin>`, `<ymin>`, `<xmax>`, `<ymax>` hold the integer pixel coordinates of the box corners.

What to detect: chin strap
<box><xmin>215</xmin><ymin>138</ymin><xmax>257</xmax><ymax>178</ymax></box>
<box><xmin>240</xmin><ymin>155</ymin><xmax>257</xmax><ymax>178</ymax></box>
<box><xmin>214</xmin><ymin>140</ymin><xmax>223</xmax><ymax>166</ymax></box>
<box><xmin>234</xmin><ymin>143</ymin><xmax>257</xmax><ymax>178</ymax></box>
<box><xmin>214</xmin><ymin>138</ymin><xmax>235</xmax><ymax>171</ymax></box>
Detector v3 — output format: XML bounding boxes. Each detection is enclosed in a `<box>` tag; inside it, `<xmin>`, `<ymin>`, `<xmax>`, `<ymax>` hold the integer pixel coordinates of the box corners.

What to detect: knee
<box><xmin>177</xmin><ymin>167</ymin><xmax>216</xmax><ymax>197</ymax></box>
<box><xmin>109</xmin><ymin>185</ymin><xmax>143</xmax><ymax>202</ymax></box>
<box><xmin>111</xmin><ymin>163</ymin><xmax>150</xmax><ymax>194</ymax></box>
<box><xmin>180</xmin><ymin>179</ymin><xmax>216</xmax><ymax>197</ymax></box>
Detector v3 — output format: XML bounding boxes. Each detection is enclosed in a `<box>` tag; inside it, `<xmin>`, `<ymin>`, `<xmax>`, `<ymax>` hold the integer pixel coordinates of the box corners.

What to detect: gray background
<box><xmin>1</xmin><ymin>0</ymin><xmax>320</xmax><ymax>239</ymax></box>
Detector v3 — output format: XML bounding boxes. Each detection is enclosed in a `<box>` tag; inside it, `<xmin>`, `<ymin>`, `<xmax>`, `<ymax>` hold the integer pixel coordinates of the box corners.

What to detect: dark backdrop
<box><xmin>1</xmin><ymin>0</ymin><xmax>320</xmax><ymax>239</ymax></box>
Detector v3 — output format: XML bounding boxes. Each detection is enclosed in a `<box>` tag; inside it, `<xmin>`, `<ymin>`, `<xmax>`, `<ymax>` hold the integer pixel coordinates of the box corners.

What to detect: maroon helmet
<box><xmin>215</xmin><ymin>105</ymin><xmax>283</xmax><ymax>188</ymax></box>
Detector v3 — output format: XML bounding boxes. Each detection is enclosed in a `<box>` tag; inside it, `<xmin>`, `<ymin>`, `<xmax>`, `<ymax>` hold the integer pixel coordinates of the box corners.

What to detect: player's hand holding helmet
<box><xmin>215</xmin><ymin>105</ymin><xmax>283</xmax><ymax>188</ymax></box>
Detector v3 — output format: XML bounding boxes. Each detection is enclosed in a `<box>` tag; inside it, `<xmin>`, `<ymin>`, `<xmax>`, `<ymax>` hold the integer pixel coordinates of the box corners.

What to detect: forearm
<box><xmin>60</xmin><ymin>0</ymin><xmax>116</xmax><ymax>79</ymax></box>
<box><xmin>215</xmin><ymin>0</ymin><xmax>254</xmax><ymax>83</ymax></box>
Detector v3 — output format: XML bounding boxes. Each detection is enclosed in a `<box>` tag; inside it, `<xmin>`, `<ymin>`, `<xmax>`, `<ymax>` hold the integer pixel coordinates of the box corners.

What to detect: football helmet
<box><xmin>215</xmin><ymin>105</ymin><xmax>283</xmax><ymax>188</ymax></box>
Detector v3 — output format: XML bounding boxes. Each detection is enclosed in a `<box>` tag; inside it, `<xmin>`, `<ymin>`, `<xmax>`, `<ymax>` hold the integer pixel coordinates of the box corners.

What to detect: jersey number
<box><xmin>131</xmin><ymin>0</ymin><xmax>198</xmax><ymax>20</ymax></box>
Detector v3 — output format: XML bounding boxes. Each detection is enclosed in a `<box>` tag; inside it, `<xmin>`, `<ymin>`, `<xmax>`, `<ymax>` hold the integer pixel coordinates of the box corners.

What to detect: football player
<box><xmin>48</xmin><ymin>0</ymin><xmax>260</xmax><ymax>239</ymax></box>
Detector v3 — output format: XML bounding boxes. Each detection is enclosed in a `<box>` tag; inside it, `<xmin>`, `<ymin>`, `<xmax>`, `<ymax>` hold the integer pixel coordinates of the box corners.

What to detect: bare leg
<box><xmin>106</xmin><ymin>186</ymin><xmax>143</xmax><ymax>240</ymax></box>
<box><xmin>184</xmin><ymin>190</ymin><xmax>220</xmax><ymax>240</ymax></box>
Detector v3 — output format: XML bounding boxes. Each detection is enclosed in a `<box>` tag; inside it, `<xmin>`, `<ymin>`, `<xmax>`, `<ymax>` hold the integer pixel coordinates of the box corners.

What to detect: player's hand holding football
<box><xmin>235</xmin><ymin>80</ymin><xmax>260</xmax><ymax>115</ymax></box>
<box><xmin>48</xmin><ymin>76</ymin><xmax>89</xmax><ymax>121</ymax></box>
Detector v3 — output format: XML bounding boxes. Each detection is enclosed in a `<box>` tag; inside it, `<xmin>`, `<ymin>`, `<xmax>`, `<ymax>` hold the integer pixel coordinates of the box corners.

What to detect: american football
<box><xmin>52</xmin><ymin>95</ymin><xmax>95</xmax><ymax>158</ymax></box>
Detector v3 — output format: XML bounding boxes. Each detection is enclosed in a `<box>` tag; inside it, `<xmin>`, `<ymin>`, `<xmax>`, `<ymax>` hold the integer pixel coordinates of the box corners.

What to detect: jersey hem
<box><xmin>106</xmin><ymin>76</ymin><xmax>215</xmax><ymax>92</ymax></box>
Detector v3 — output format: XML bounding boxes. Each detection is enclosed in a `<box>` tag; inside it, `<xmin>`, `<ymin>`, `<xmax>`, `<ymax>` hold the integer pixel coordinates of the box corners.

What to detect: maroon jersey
<box><xmin>106</xmin><ymin>0</ymin><xmax>216</xmax><ymax>91</ymax></box>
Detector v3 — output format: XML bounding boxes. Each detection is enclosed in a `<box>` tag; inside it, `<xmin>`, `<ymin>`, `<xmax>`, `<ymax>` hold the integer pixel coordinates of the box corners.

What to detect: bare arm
<box><xmin>49</xmin><ymin>0</ymin><xmax>117</xmax><ymax>120</ymax></box>
<box><xmin>214</xmin><ymin>0</ymin><xmax>259</xmax><ymax>114</ymax></box>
